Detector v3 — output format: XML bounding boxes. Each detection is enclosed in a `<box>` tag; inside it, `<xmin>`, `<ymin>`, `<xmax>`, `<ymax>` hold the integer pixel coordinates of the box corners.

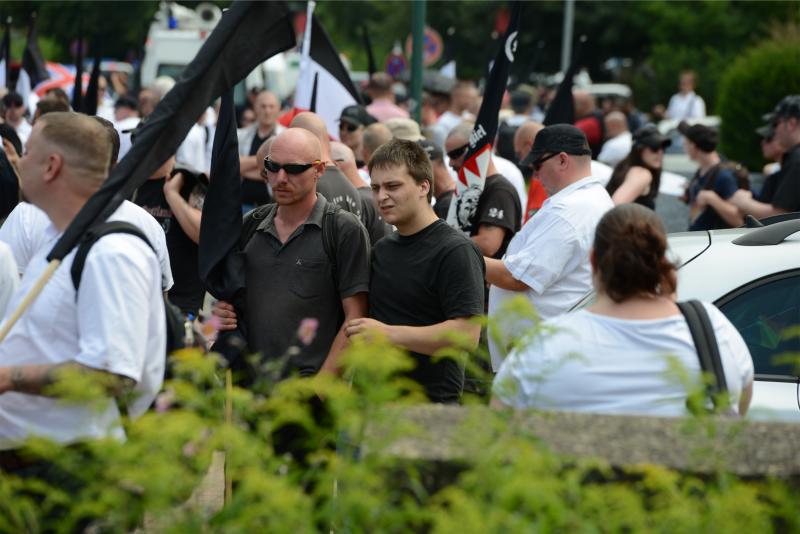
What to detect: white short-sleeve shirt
<box><xmin>0</xmin><ymin>242</ymin><xmax>18</xmax><ymax>318</ymax></box>
<box><xmin>0</xmin><ymin>215</ymin><xmax>166</xmax><ymax>450</ymax></box>
<box><xmin>666</xmin><ymin>91</ymin><xmax>706</xmax><ymax>120</ymax></box>
<box><xmin>597</xmin><ymin>131</ymin><xmax>633</xmax><ymax>168</ymax></box>
<box><xmin>0</xmin><ymin>201</ymin><xmax>174</xmax><ymax>291</ymax></box>
<box><xmin>488</xmin><ymin>176</ymin><xmax>613</xmax><ymax>369</ymax></box>
<box><xmin>493</xmin><ymin>304</ymin><xmax>754</xmax><ymax>417</ymax></box>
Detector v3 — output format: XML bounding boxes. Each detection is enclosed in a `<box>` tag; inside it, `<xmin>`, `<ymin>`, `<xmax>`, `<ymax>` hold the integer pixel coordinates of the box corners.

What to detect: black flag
<box><xmin>15</xmin><ymin>14</ymin><xmax>50</xmax><ymax>108</ymax></box>
<box><xmin>47</xmin><ymin>1</ymin><xmax>296</xmax><ymax>263</ymax></box>
<box><xmin>543</xmin><ymin>36</ymin><xmax>586</xmax><ymax>126</ymax></box>
<box><xmin>446</xmin><ymin>1</ymin><xmax>521</xmax><ymax>234</ymax></box>
<box><xmin>361</xmin><ymin>24</ymin><xmax>376</xmax><ymax>77</ymax></box>
<box><xmin>198</xmin><ymin>89</ymin><xmax>242</xmax><ymax>302</ymax></box>
<box><xmin>82</xmin><ymin>52</ymin><xmax>101</xmax><ymax>116</ymax></box>
<box><xmin>310</xmin><ymin>72</ymin><xmax>319</xmax><ymax>113</ymax></box>
<box><xmin>71</xmin><ymin>26</ymin><xmax>84</xmax><ymax>111</ymax></box>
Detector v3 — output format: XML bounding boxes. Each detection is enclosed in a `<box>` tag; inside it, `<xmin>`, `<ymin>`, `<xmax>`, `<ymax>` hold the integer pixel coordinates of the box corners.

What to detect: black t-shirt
<box><xmin>688</xmin><ymin>165</ymin><xmax>739</xmax><ymax>230</ymax></box>
<box><xmin>370</xmin><ymin>219</ymin><xmax>485</xmax><ymax>403</ymax></box>
<box><xmin>467</xmin><ymin>174</ymin><xmax>521</xmax><ymax>259</ymax></box>
<box><xmin>317</xmin><ymin>166</ymin><xmax>363</xmax><ymax>219</ymax></box>
<box><xmin>433</xmin><ymin>189</ymin><xmax>454</xmax><ymax>220</ymax></box>
<box><xmin>133</xmin><ymin>178</ymin><xmax>205</xmax><ymax>315</ymax></box>
<box><xmin>771</xmin><ymin>144</ymin><xmax>800</xmax><ymax>212</ymax></box>
<box><xmin>358</xmin><ymin>186</ymin><xmax>389</xmax><ymax>244</ymax></box>
<box><xmin>241</xmin><ymin>130</ymin><xmax>272</xmax><ymax>207</ymax></box>
<box><xmin>758</xmin><ymin>167</ymin><xmax>785</xmax><ymax>204</ymax></box>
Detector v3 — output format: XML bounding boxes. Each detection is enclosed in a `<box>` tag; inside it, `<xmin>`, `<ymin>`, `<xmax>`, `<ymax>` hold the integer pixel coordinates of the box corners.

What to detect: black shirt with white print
<box><xmin>467</xmin><ymin>174</ymin><xmax>521</xmax><ymax>259</ymax></box>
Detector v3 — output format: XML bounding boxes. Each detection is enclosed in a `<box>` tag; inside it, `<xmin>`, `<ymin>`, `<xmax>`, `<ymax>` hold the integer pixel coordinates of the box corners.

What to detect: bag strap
<box><xmin>676</xmin><ymin>300</ymin><xmax>729</xmax><ymax>409</ymax></box>
<box><xmin>71</xmin><ymin>221</ymin><xmax>154</xmax><ymax>292</ymax></box>
<box><xmin>321</xmin><ymin>201</ymin><xmax>339</xmax><ymax>284</ymax></box>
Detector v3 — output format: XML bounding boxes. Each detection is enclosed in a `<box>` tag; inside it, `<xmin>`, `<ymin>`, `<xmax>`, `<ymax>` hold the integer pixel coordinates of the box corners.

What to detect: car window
<box><xmin>718</xmin><ymin>275</ymin><xmax>800</xmax><ymax>377</ymax></box>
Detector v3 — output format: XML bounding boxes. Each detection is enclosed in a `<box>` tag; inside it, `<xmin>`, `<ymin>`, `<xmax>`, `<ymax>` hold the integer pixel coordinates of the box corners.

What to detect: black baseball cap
<box><xmin>631</xmin><ymin>124</ymin><xmax>672</xmax><ymax>151</ymax></box>
<box><xmin>418</xmin><ymin>139</ymin><xmax>443</xmax><ymax>161</ymax></box>
<box><xmin>115</xmin><ymin>94</ymin><xmax>139</xmax><ymax>111</ymax></box>
<box><xmin>677</xmin><ymin>121</ymin><xmax>716</xmax><ymax>152</ymax></box>
<box><xmin>2</xmin><ymin>91</ymin><xmax>23</xmax><ymax>108</ymax></box>
<box><xmin>521</xmin><ymin>124</ymin><xmax>592</xmax><ymax>168</ymax></box>
<box><xmin>339</xmin><ymin>105</ymin><xmax>377</xmax><ymax>128</ymax></box>
<box><xmin>770</xmin><ymin>95</ymin><xmax>800</xmax><ymax>121</ymax></box>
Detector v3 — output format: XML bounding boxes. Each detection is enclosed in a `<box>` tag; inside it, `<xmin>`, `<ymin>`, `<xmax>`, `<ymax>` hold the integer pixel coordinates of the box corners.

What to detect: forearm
<box><xmin>707</xmin><ymin>195</ymin><xmax>744</xmax><ymax>227</ymax></box>
<box><xmin>471</xmin><ymin>225</ymin><xmax>505</xmax><ymax>257</ymax></box>
<box><xmin>0</xmin><ymin>362</ymin><xmax>133</xmax><ymax>397</ymax></box>
<box><xmin>165</xmin><ymin>192</ymin><xmax>202</xmax><ymax>243</ymax></box>
<box><xmin>484</xmin><ymin>257</ymin><xmax>529</xmax><ymax>292</ymax></box>
<box><xmin>321</xmin><ymin>293</ymin><xmax>368</xmax><ymax>374</ymax></box>
<box><xmin>320</xmin><ymin>325</ymin><xmax>350</xmax><ymax>375</ymax></box>
<box><xmin>240</xmin><ymin>155</ymin><xmax>258</xmax><ymax>175</ymax></box>
<box><xmin>735</xmin><ymin>196</ymin><xmax>785</xmax><ymax>219</ymax></box>
<box><xmin>385</xmin><ymin>319</ymin><xmax>480</xmax><ymax>357</ymax></box>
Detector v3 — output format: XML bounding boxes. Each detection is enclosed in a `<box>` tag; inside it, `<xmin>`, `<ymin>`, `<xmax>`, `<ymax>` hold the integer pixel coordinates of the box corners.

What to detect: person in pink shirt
<box><xmin>365</xmin><ymin>73</ymin><xmax>410</xmax><ymax>122</ymax></box>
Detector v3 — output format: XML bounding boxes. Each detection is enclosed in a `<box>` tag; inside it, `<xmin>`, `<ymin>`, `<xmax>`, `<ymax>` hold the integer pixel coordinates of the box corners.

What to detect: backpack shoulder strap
<box><xmin>71</xmin><ymin>221</ymin><xmax>153</xmax><ymax>292</ymax></box>
<box><xmin>239</xmin><ymin>203</ymin><xmax>277</xmax><ymax>249</ymax></box>
<box><xmin>676</xmin><ymin>300</ymin><xmax>729</xmax><ymax>407</ymax></box>
<box><xmin>322</xmin><ymin>201</ymin><xmax>339</xmax><ymax>283</ymax></box>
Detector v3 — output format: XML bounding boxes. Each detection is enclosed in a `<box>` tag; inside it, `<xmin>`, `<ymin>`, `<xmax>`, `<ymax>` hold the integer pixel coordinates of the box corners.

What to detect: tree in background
<box><xmin>717</xmin><ymin>24</ymin><xmax>800</xmax><ymax>171</ymax></box>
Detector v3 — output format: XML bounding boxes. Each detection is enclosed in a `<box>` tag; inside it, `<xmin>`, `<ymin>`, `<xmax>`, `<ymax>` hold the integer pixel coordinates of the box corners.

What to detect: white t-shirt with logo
<box><xmin>493</xmin><ymin>304</ymin><xmax>754</xmax><ymax>417</ymax></box>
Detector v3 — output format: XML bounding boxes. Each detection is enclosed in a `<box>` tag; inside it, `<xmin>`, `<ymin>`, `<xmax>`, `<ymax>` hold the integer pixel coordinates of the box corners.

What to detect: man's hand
<box><xmin>212</xmin><ymin>300</ymin><xmax>238</xmax><ymax>331</ymax></box>
<box><xmin>344</xmin><ymin>317</ymin><xmax>391</xmax><ymax>341</ymax></box>
<box><xmin>164</xmin><ymin>171</ymin><xmax>185</xmax><ymax>199</ymax></box>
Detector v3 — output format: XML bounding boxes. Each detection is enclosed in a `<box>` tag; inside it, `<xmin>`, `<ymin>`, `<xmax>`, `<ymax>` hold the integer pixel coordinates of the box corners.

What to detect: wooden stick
<box><xmin>224</xmin><ymin>368</ymin><xmax>233</xmax><ymax>503</ymax></box>
<box><xmin>0</xmin><ymin>259</ymin><xmax>61</xmax><ymax>343</ymax></box>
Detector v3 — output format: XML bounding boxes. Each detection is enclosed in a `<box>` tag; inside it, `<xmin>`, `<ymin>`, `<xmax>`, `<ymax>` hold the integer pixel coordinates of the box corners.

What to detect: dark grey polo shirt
<box><xmin>243</xmin><ymin>194</ymin><xmax>370</xmax><ymax>376</ymax></box>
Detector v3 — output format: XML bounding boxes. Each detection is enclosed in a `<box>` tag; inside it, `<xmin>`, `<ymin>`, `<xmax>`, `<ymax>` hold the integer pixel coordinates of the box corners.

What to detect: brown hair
<box><xmin>368</xmin><ymin>138</ymin><xmax>434</xmax><ymax>201</ymax></box>
<box><xmin>92</xmin><ymin>116</ymin><xmax>121</xmax><ymax>168</ymax></box>
<box><xmin>38</xmin><ymin>112</ymin><xmax>111</xmax><ymax>189</ymax></box>
<box><xmin>593</xmin><ymin>204</ymin><xmax>676</xmax><ymax>302</ymax></box>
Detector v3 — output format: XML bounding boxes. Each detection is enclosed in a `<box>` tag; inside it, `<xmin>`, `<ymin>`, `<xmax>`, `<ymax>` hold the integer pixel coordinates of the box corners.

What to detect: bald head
<box><xmin>362</xmin><ymin>122</ymin><xmax>392</xmax><ymax>164</ymax></box>
<box><xmin>446</xmin><ymin>121</ymin><xmax>475</xmax><ymax>144</ymax></box>
<box><xmin>290</xmin><ymin>111</ymin><xmax>331</xmax><ymax>159</ymax></box>
<box><xmin>604</xmin><ymin>111</ymin><xmax>628</xmax><ymax>138</ymax></box>
<box><xmin>573</xmin><ymin>90</ymin><xmax>596</xmax><ymax>118</ymax></box>
<box><xmin>254</xmin><ymin>137</ymin><xmax>275</xmax><ymax>178</ymax></box>
<box><xmin>270</xmin><ymin>127</ymin><xmax>322</xmax><ymax>162</ymax></box>
<box><xmin>514</xmin><ymin>120</ymin><xmax>544</xmax><ymax>161</ymax></box>
<box><xmin>330</xmin><ymin>141</ymin><xmax>365</xmax><ymax>187</ymax></box>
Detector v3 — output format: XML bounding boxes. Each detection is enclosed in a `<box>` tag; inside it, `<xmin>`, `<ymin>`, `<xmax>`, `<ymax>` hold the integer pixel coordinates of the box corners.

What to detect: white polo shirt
<box><xmin>0</xmin><ymin>213</ymin><xmax>166</xmax><ymax>450</ymax></box>
<box><xmin>597</xmin><ymin>131</ymin><xmax>632</xmax><ymax>168</ymax></box>
<box><xmin>0</xmin><ymin>243</ymin><xmax>18</xmax><ymax>318</ymax></box>
<box><xmin>0</xmin><ymin>201</ymin><xmax>174</xmax><ymax>291</ymax></box>
<box><xmin>488</xmin><ymin>175</ymin><xmax>613</xmax><ymax>370</ymax></box>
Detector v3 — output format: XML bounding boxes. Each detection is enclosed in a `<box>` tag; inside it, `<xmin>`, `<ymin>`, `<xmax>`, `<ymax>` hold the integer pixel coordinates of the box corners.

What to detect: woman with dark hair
<box><xmin>492</xmin><ymin>204</ymin><xmax>754</xmax><ymax>416</ymax></box>
<box><xmin>604</xmin><ymin>125</ymin><xmax>671</xmax><ymax>209</ymax></box>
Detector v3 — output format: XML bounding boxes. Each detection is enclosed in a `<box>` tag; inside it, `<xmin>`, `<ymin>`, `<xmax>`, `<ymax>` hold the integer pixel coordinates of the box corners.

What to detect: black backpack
<box><xmin>70</xmin><ymin>221</ymin><xmax>186</xmax><ymax>355</ymax></box>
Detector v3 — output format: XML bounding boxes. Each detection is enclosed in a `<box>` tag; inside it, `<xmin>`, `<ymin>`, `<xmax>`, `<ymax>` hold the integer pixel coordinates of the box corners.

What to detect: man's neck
<box><xmin>276</xmin><ymin>193</ymin><xmax>317</xmax><ymax>228</ymax></box>
<box><xmin>257</xmin><ymin>123</ymin><xmax>275</xmax><ymax>138</ymax></box>
<box><xmin>345</xmin><ymin>171</ymin><xmax>368</xmax><ymax>189</ymax></box>
<box><xmin>434</xmin><ymin>176</ymin><xmax>455</xmax><ymax>196</ymax></box>
<box><xmin>697</xmin><ymin>152</ymin><xmax>720</xmax><ymax>174</ymax></box>
<box><xmin>396</xmin><ymin>204</ymin><xmax>439</xmax><ymax>236</ymax></box>
<box><xmin>7</xmin><ymin>116</ymin><xmax>22</xmax><ymax>128</ymax></box>
<box><xmin>40</xmin><ymin>195</ymin><xmax>86</xmax><ymax>232</ymax></box>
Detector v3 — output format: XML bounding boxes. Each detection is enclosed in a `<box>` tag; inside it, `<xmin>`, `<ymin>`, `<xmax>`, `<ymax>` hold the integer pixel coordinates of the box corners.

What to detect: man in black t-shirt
<box><xmin>345</xmin><ymin>139</ymin><xmax>485</xmax><ymax>403</ymax></box>
<box><xmin>133</xmin><ymin>156</ymin><xmax>206</xmax><ymax>316</ymax></box>
<box><xmin>730</xmin><ymin>95</ymin><xmax>800</xmax><ymax>218</ymax></box>
<box><xmin>444</xmin><ymin>122</ymin><xmax>521</xmax><ymax>259</ymax></box>
<box><xmin>237</xmin><ymin>90</ymin><xmax>283</xmax><ymax>210</ymax></box>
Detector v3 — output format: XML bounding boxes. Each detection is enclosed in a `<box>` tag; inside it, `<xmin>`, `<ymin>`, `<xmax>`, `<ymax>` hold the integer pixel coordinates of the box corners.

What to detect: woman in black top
<box><xmin>605</xmin><ymin>125</ymin><xmax>671</xmax><ymax>210</ymax></box>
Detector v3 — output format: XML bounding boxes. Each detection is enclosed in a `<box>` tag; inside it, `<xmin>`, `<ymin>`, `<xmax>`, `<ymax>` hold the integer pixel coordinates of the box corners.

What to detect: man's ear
<box><xmin>419</xmin><ymin>179</ymin><xmax>431</xmax><ymax>199</ymax></box>
<box><xmin>42</xmin><ymin>153</ymin><xmax>63</xmax><ymax>184</ymax></box>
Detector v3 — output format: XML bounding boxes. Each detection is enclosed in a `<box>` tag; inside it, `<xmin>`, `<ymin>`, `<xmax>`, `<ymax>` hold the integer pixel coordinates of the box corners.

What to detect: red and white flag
<box><xmin>293</xmin><ymin>1</ymin><xmax>361</xmax><ymax>140</ymax></box>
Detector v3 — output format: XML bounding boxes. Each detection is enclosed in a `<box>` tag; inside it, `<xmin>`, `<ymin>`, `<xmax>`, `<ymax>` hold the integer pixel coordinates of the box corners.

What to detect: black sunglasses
<box><xmin>531</xmin><ymin>152</ymin><xmax>559</xmax><ymax>172</ymax></box>
<box><xmin>446</xmin><ymin>143</ymin><xmax>469</xmax><ymax>160</ymax></box>
<box><xmin>339</xmin><ymin>122</ymin><xmax>359</xmax><ymax>133</ymax></box>
<box><xmin>263</xmin><ymin>157</ymin><xmax>321</xmax><ymax>175</ymax></box>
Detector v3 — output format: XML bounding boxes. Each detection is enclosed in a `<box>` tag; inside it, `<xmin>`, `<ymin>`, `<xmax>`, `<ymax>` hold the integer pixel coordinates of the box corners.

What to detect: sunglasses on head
<box><xmin>339</xmin><ymin>122</ymin><xmax>359</xmax><ymax>133</ymax></box>
<box><xmin>531</xmin><ymin>152</ymin><xmax>559</xmax><ymax>172</ymax></box>
<box><xmin>446</xmin><ymin>143</ymin><xmax>469</xmax><ymax>160</ymax></box>
<box><xmin>263</xmin><ymin>158</ymin><xmax>321</xmax><ymax>175</ymax></box>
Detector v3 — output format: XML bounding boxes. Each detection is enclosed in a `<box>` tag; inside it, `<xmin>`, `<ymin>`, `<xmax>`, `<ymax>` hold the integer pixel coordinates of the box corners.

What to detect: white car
<box><xmin>573</xmin><ymin>214</ymin><xmax>800</xmax><ymax>421</ymax></box>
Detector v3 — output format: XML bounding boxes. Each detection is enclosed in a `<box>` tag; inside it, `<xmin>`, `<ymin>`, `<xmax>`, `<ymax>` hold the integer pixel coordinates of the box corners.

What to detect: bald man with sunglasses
<box><xmin>213</xmin><ymin>128</ymin><xmax>370</xmax><ymax>377</ymax></box>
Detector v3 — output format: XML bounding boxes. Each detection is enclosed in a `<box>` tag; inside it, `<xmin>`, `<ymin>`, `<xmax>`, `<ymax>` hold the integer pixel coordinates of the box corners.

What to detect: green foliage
<box><xmin>717</xmin><ymin>26</ymin><xmax>800</xmax><ymax>171</ymax></box>
<box><xmin>0</xmin><ymin>332</ymin><xmax>799</xmax><ymax>531</ymax></box>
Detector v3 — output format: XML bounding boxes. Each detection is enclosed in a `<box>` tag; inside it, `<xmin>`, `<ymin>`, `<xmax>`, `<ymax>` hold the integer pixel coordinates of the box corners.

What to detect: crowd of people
<box><xmin>0</xmin><ymin>57</ymin><xmax>799</xmax><ymax>468</ymax></box>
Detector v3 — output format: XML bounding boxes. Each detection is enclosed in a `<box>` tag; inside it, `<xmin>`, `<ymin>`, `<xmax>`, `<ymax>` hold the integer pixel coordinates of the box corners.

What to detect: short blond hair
<box><xmin>37</xmin><ymin>112</ymin><xmax>111</xmax><ymax>189</ymax></box>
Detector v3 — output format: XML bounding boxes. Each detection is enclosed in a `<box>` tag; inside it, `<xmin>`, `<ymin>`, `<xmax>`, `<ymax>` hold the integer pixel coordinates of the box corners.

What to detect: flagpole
<box><xmin>0</xmin><ymin>260</ymin><xmax>60</xmax><ymax>342</ymax></box>
<box><xmin>410</xmin><ymin>0</ymin><xmax>425</xmax><ymax>123</ymax></box>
